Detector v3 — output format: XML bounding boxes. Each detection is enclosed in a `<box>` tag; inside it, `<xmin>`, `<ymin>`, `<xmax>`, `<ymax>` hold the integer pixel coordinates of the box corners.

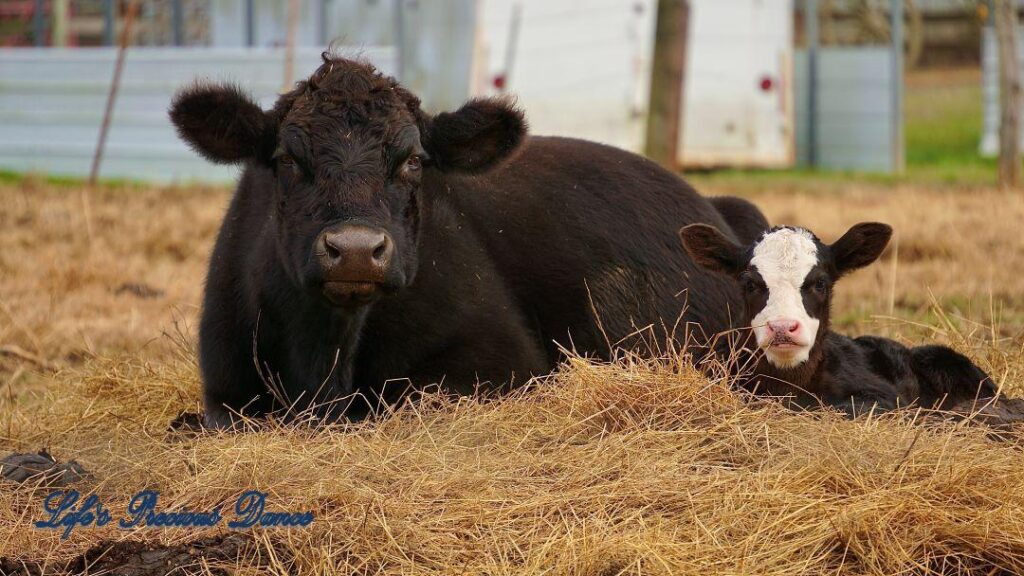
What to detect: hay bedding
<box><xmin>1</xmin><ymin>348</ymin><xmax>1024</xmax><ymax>576</ymax></box>
<box><xmin>2</xmin><ymin>176</ymin><xmax>1024</xmax><ymax>575</ymax></box>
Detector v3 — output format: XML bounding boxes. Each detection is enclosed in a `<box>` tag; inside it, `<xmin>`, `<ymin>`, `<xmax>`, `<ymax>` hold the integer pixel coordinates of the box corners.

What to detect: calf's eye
<box><xmin>814</xmin><ymin>278</ymin><xmax>828</xmax><ymax>293</ymax></box>
<box><xmin>405</xmin><ymin>155</ymin><xmax>422</xmax><ymax>173</ymax></box>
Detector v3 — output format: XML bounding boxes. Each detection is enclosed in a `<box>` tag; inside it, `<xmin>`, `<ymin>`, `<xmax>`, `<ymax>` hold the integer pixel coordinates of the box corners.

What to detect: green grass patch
<box><xmin>0</xmin><ymin>169</ymin><xmax>166</xmax><ymax>190</ymax></box>
<box><xmin>904</xmin><ymin>72</ymin><xmax>996</xmax><ymax>185</ymax></box>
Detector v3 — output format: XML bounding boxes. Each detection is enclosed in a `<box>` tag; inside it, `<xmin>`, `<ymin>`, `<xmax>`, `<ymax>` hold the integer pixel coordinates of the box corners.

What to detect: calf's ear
<box><xmin>679</xmin><ymin>224</ymin><xmax>744</xmax><ymax>276</ymax></box>
<box><xmin>169</xmin><ymin>83</ymin><xmax>275</xmax><ymax>165</ymax></box>
<box><xmin>830</xmin><ymin>222</ymin><xmax>892</xmax><ymax>276</ymax></box>
<box><xmin>425</xmin><ymin>98</ymin><xmax>526</xmax><ymax>173</ymax></box>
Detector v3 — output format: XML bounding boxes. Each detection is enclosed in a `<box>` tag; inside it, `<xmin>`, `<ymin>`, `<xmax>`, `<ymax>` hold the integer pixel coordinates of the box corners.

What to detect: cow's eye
<box><xmin>274</xmin><ymin>153</ymin><xmax>302</xmax><ymax>176</ymax></box>
<box><xmin>814</xmin><ymin>277</ymin><xmax>828</xmax><ymax>293</ymax></box>
<box><xmin>405</xmin><ymin>155</ymin><xmax>422</xmax><ymax>173</ymax></box>
<box><xmin>744</xmin><ymin>279</ymin><xmax>764</xmax><ymax>294</ymax></box>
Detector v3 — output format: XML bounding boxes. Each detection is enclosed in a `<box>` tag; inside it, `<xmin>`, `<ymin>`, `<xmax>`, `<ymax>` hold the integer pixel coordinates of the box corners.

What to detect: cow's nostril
<box><xmin>371</xmin><ymin>235</ymin><xmax>391</xmax><ymax>264</ymax></box>
<box><xmin>323</xmin><ymin>236</ymin><xmax>342</xmax><ymax>261</ymax></box>
<box><xmin>767</xmin><ymin>319</ymin><xmax>801</xmax><ymax>338</ymax></box>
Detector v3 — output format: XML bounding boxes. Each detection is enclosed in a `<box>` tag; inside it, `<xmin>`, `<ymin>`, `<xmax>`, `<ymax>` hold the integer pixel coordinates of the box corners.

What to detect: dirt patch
<box><xmin>1</xmin><ymin>534</ymin><xmax>253</xmax><ymax>576</ymax></box>
<box><xmin>114</xmin><ymin>283</ymin><xmax>165</xmax><ymax>300</ymax></box>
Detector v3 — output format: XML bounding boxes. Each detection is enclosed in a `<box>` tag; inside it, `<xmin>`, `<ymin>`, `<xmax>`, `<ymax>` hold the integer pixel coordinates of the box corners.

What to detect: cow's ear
<box><xmin>679</xmin><ymin>224</ymin><xmax>744</xmax><ymax>276</ymax></box>
<box><xmin>170</xmin><ymin>83</ymin><xmax>276</xmax><ymax>165</ymax></box>
<box><xmin>830</xmin><ymin>222</ymin><xmax>892</xmax><ymax>276</ymax></box>
<box><xmin>425</xmin><ymin>98</ymin><xmax>526</xmax><ymax>173</ymax></box>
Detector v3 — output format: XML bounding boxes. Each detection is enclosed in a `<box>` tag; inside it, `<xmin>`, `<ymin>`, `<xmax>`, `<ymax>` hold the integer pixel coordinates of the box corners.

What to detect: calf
<box><xmin>170</xmin><ymin>54</ymin><xmax>760</xmax><ymax>428</ymax></box>
<box><xmin>679</xmin><ymin>222</ymin><xmax>997</xmax><ymax>415</ymax></box>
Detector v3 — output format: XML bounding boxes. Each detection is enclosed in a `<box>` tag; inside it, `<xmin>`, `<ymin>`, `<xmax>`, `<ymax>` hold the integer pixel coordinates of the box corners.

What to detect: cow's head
<box><xmin>170</xmin><ymin>55</ymin><xmax>525</xmax><ymax>310</ymax></box>
<box><xmin>679</xmin><ymin>222</ymin><xmax>892</xmax><ymax>369</ymax></box>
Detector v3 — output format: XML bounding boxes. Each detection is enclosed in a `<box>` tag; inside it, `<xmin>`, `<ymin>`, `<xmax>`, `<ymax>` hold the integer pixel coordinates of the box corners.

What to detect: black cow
<box><xmin>170</xmin><ymin>54</ymin><xmax>763</xmax><ymax>428</ymax></box>
<box><xmin>679</xmin><ymin>222</ymin><xmax>997</xmax><ymax>415</ymax></box>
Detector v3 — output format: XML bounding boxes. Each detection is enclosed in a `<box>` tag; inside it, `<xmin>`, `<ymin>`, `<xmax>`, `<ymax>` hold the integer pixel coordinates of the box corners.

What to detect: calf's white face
<box><xmin>748</xmin><ymin>228</ymin><xmax>821</xmax><ymax>368</ymax></box>
<box><xmin>679</xmin><ymin>220</ymin><xmax>893</xmax><ymax>371</ymax></box>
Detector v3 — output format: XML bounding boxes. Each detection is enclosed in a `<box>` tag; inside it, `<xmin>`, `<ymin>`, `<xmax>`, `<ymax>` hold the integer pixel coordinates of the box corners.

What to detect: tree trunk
<box><xmin>995</xmin><ymin>0</ymin><xmax>1021</xmax><ymax>189</ymax></box>
<box><xmin>644</xmin><ymin>0</ymin><xmax>689</xmax><ymax>171</ymax></box>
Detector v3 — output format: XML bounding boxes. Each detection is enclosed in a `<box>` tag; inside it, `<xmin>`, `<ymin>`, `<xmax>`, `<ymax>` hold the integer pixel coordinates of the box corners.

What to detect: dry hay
<box><xmin>1</xmin><ymin>179</ymin><xmax>1024</xmax><ymax>574</ymax></box>
<box><xmin>0</xmin><ymin>342</ymin><xmax>1023</xmax><ymax>575</ymax></box>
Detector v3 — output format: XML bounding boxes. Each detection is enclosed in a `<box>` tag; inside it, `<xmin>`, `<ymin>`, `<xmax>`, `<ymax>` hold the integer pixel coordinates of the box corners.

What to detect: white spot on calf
<box><xmin>749</xmin><ymin>228</ymin><xmax>821</xmax><ymax>368</ymax></box>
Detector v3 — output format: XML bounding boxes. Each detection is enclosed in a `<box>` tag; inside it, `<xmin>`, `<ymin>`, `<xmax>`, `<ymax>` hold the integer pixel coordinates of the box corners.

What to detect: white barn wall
<box><xmin>476</xmin><ymin>0</ymin><xmax>794</xmax><ymax>167</ymax></box>
<box><xmin>476</xmin><ymin>0</ymin><xmax>656</xmax><ymax>153</ymax></box>
<box><xmin>679</xmin><ymin>0</ymin><xmax>794</xmax><ymax>168</ymax></box>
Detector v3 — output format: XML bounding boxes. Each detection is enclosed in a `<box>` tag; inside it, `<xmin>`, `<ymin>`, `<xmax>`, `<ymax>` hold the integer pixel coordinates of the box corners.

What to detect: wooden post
<box><xmin>283</xmin><ymin>0</ymin><xmax>301</xmax><ymax>91</ymax></box>
<box><xmin>806</xmin><ymin>0</ymin><xmax>819</xmax><ymax>167</ymax></box>
<box><xmin>890</xmin><ymin>0</ymin><xmax>904</xmax><ymax>173</ymax></box>
<box><xmin>995</xmin><ymin>0</ymin><xmax>1021</xmax><ymax>188</ymax></box>
<box><xmin>52</xmin><ymin>0</ymin><xmax>68</xmax><ymax>47</ymax></box>
<box><xmin>644</xmin><ymin>0</ymin><xmax>689</xmax><ymax>171</ymax></box>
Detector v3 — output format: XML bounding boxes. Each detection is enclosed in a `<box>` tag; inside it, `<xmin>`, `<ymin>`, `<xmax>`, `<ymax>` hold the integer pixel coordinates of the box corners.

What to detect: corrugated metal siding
<box><xmin>794</xmin><ymin>47</ymin><xmax>898</xmax><ymax>172</ymax></box>
<box><xmin>0</xmin><ymin>47</ymin><xmax>396</xmax><ymax>182</ymax></box>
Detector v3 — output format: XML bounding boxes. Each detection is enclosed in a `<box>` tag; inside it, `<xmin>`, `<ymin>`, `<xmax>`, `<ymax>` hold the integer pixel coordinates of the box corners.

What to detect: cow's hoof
<box><xmin>0</xmin><ymin>450</ymin><xmax>87</xmax><ymax>486</ymax></box>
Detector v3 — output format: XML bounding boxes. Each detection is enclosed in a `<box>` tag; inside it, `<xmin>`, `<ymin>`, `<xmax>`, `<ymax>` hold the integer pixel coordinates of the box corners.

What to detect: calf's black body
<box><xmin>745</xmin><ymin>332</ymin><xmax>996</xmax><ymax>414</ymax></box>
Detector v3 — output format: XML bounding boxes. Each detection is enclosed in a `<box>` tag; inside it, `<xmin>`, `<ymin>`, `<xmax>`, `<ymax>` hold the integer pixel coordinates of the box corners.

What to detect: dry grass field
<box><xmin>1</xmin><ymin>176</ymin><xmax>1024</xmax><ymax>575</ymax></box>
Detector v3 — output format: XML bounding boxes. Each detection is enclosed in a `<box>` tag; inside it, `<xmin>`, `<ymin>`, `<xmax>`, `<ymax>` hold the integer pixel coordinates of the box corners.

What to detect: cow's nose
<box><xmin>318</xmin><ymin>225</ymin><xmax>394</xmax><ymax>283</ymax></box>
<box><xmin>767</xmin><ymin>318</ymin><xmax>801</xmax><ymax>336</ymax></box>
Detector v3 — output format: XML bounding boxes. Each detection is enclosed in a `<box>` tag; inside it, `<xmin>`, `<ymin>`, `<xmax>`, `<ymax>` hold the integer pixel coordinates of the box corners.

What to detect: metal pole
<box><xmin>90</xmin><ymin>1</ymin><xmax>139</xmax><ymax>186</ymax></box>
<box><xmin>283</xmin><ymin>0</ymin><xmax>300</xmax><ymax>90</ymax></box>
<box><xmin>102</xmin><ymin>0</ymin><xmax>114</xmax><ymax>46</ymax></box>
<box><xmin>501</xmin><ymin>2</ymin><xmax>523</xmax><ymax>92</ymax></box>
<box><xmin>171</xmin><ymin>0</ymin><xmax>185</xmax><ymax>46</ymax></box>
<box><xmin>245</xmin><ymin>0</ymin><xmax>256</xmax><ymax>47</ymax></box>
<box><xmin>393</xmin><ymin>0</ymin><xmax>406</xmax><ymax>82</ymax></box>
<box><xmin>33</xmin><ymin>0</ymin><xmax>45</xmax><ymax>46</ymax></box>
<box><xmin>319</xmin><ymin>0</ymin><xmax>329</xmax><ymax>47</ymax></box>
<box><xmin>806</xmin><ymin>0</ymin><xmax>819</xmax><ymax>167</ymax></box>
<box><xmin>890</xmin><ymin>0</ymin><xmax>904</xmax><ymax>173</ymax></box>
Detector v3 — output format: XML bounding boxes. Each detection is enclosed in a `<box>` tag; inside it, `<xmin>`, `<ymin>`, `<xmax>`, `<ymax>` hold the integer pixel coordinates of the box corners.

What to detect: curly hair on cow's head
<box><xmin>171</xmin><ymin>51</ymin><xmax>526</xmax><ymax>175</ymax></box>
<box><xmin>269</xmin><ymin>53</ymin><xmax>424</xmax><ymax>135</ymax></box>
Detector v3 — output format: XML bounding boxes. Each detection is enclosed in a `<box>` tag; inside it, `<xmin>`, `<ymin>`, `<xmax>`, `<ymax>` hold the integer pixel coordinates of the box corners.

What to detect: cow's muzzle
<box><xmin>316</xmin><ymin>224</ymin><xmax>395</xmax><ymax>308</ymax></box>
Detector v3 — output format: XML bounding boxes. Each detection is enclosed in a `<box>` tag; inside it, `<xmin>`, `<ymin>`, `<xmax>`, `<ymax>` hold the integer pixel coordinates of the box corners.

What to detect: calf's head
<box><xmin>680</xmin><ymin>222</ymin><xmax>892</xmax><ymax>369</ymax></box>
<box><xmin>170</xmin><ymin>55</ymin><xmax>525</xmax><ymax>309</ymax></box>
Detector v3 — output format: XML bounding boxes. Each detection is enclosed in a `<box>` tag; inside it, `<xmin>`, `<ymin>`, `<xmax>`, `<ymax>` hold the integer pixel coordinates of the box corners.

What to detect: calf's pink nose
<box><xmin>767</xmin><ymin>318</ymin><xmax>801</xmax><ymax>336</ymax></box>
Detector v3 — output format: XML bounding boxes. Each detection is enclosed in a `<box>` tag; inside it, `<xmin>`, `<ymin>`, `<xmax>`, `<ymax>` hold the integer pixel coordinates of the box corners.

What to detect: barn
<box><xmin>0</xmin><ymin>0</ymin><xmax>919</xmax><ymax>182</ymax></box>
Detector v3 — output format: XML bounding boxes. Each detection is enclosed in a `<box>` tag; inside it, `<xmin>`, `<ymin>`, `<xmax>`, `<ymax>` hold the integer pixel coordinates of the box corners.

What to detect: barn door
<box><xmin>678</xmin><ymin>0</ymin><xmax>795</xmax><ymax>168</ymax></box>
